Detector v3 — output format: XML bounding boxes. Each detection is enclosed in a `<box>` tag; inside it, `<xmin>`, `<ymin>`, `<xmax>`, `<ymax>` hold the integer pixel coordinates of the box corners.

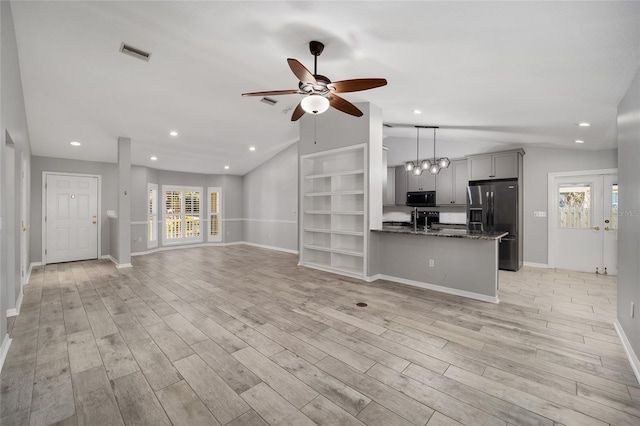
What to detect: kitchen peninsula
<box><xmin>370</xmin><ymin>227</ymin><xmax>507</xmax><ymax>303</ymax></box>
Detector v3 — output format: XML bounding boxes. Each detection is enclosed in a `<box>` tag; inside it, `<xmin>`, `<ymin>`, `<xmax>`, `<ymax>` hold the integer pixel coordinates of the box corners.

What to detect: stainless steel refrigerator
<box><xmin>467</xmin><ymin>180</ymin><xmax>522</xmax><ymax>271</ymax></box>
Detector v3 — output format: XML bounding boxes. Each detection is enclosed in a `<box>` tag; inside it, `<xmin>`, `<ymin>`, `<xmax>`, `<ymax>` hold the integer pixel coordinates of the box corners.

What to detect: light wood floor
<box><xmin>1</xmin><ymin>245</ymin><xmax>638</xmax><ymax>426</ymax></box>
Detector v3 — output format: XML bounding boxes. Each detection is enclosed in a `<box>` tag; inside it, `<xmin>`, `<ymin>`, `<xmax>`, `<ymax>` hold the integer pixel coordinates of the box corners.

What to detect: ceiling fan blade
<box><xmin>287</xmin><ymin>58</ymin><xmax>317</xmax><ymax>85</ymax></box>
<box><xmin>329</xmin><ymin>78</ymin><xmax>388</xmax><ymax>93</ymax></box>
<box><xmin>329</xmin><ymin>95</ymin><xmax>363</xmax><ymax>117</ymax></box>
<box><xmin>291</xmin><ymin>101</ymin><xmax>305</xmax><ymax>121</ymax></box>
<box><xmin>241</xmin><ymin>89</ymin><xmax>301</xmax><ymax>97</ymax></box>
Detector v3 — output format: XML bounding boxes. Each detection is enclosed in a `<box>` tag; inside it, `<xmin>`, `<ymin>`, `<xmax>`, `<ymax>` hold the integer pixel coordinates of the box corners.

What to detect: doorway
<box><xmin>548</xmin><ymin>170</ymin><xmax>618</xmax><ymax>275</ymax></box>
<box><xmin>21</xmin><ymin>154</ymin><xmax>28</xmax><ymax>285</ymax></box>
<box><xmin>43</xmin><ymin>173</ymin><xmax>100</xmax><ymax>264</ymax></box>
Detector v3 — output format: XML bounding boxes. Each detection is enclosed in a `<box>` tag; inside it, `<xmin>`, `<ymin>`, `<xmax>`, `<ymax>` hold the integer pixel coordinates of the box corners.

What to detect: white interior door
<box><xmin>46</xmin><ymin>174</ymin><xmax>98</xmax><ymax>263</ymax></box>
<box><xmin>21</xmin><ymin>155</ymin><xmax>28</xmax><ymax>284</ymax></box>
<box><xmin>551</xmin><ymin>172</ymin><xmax>617</xmax><ymax>275</ymax></box>
<box><xmin>602</xmin><ymin>175</ymin><xmax>618</xmax><ymax>275</ymax></box>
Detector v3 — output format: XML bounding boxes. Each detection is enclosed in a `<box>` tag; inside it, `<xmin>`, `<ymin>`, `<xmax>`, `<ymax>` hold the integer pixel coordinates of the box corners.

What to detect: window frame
<box><xmin>148</xmin><ymin>183</ymin><xmax>158</xmax><ymax>248</ymax></box>
<box><xmin>161</xmin><ymin>185</ymin><xmax>204</xmax><ymax>246</ymax></box>
<box><xmin>207</xmin><ymin>187</ymin><xmax>223</xmax><ymax>242</ymax></box>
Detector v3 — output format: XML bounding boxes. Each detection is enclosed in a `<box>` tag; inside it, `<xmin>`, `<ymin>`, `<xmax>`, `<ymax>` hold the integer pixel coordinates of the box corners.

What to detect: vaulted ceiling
<box><xmin>11</xmin><ymin>1</ymin><xmax>640</xmax><ymax>174</ymax></box>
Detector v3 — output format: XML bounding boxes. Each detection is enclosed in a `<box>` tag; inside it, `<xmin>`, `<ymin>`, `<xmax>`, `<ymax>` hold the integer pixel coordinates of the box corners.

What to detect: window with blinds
<box><xmin>148</xmin><ymin>184</ymin><xmax>158</xmax><ymax>248</ymax></box>
<box><xmin>208</xmin><ymin>187</ymin><xmax>222</xmax><ymax>242</ymax></box>
<box><xmin>162</xmin><ymin>186</ymin><xmax>203</xmax><ymax>245</ymax></box>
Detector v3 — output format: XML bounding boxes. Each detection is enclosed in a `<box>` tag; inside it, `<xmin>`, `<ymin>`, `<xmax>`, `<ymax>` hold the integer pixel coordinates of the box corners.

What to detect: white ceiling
<box><xmin>11</xmin><ymin>1</ymin><xmax>640</xmax><ymax>175</ymax></box>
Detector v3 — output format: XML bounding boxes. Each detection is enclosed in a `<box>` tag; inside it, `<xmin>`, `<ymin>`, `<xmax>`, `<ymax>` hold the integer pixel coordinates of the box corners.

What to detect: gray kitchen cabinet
<box><xmin>407</xmin><ymin>171</ymin><xmax>436</xmax><ymax>191</ymax></box>
<box><xmin>436</xmin><ymin>159</ymin><xmax>468</xmax><ymax>205</ymax></box>
<box><xmin>385</xmin><ymin>167</ymin><xmax>396</xmax><ymax>205</ymax></box>
<box><xmin>467</xmin><ymin>149</ymin><xmax>524</xmax><ymax>181</ymax></box>
<box><xmin>394</xmin><ymin>166</ymin><xmax>407</xmax><ymax>205</ymax></box>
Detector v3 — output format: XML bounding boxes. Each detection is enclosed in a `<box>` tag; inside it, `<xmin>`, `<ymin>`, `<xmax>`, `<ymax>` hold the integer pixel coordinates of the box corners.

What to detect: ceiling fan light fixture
<box><xmin>301</xmin><ymin>95</ymin><xmax>329</xmax><ymax>115</ymax></box>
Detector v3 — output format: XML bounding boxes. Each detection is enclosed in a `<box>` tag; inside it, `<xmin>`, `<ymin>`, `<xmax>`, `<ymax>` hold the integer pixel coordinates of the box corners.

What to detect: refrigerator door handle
<box><xmin>490</xmin><ymin>191</ymin><xmax>495</xmax><ymax>227</ymax></box>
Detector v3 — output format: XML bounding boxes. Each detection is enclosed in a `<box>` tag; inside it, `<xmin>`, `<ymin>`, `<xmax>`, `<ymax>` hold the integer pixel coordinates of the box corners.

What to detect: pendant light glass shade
<box><xmin>421</xmin><ymin>159</ymin><xmax>431</xmax><ymax>170</ymax></box>
<box><xmin>405</xmin><ymin>161</ymin><xmax>415</xmax><ymax>172</ymax></box>
<box><xmin>438</xmin><ymin>157</ymin><xmax>450</xmax><ymax>168</ymax></box>
<box><xmin>301</xmin><ymin>94</ymin><xmax>330</xmax><ymax>114</ymax></box>
<box><xmin>412</xmin><ymin>166</ymin><xmax>423</xmax><ymax>176</ymax></box>
<box><xmin>428</xmin><ymin>163</ymin><xmax>441</xmax><ymax>175</ymax></box>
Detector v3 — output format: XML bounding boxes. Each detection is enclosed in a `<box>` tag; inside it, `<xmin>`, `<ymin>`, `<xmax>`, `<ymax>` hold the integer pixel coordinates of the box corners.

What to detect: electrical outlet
<box><xmin>631</xmin><ymin>302</ymin><xmax>635</xmax><ymax>318</ymax></box>
<box><xmin>429</xmin><ymin>259</ymin><xmax>435</xmax><ymax>267</ymax></box>
<box><xmin>533</xmin><ymin>211</ymin><xmax>547</xmax><ymax>218</ymax></box>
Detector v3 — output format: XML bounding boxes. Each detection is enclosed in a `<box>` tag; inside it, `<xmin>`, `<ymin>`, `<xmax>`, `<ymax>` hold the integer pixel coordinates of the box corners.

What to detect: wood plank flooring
<box><xmin>1</xmin><ymin>245</ymin><xmax>638</xmax><ymax>425</ymax></box>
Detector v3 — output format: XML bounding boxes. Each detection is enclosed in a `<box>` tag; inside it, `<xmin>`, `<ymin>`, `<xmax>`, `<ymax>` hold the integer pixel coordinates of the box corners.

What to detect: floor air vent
<box><xmin>119</xmin><ymin>42</ymin><xmax>151</xmax><ymax>62</ymax></box>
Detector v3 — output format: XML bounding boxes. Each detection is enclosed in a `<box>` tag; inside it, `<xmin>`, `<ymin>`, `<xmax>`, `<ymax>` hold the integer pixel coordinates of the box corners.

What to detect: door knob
<box><xmin>92</xmin><ymin>221</ymin><xmax>97</xmax><ymax>224</ymax></box>
<box><xmin>593</xmin><ymin>226</ymin><xmax>600</xmax><ymax>231</ymax></box>
<box><xmin>605</xmin><ymin>226</ymin><xmax>611</xmax><ymax>231</ymax></box>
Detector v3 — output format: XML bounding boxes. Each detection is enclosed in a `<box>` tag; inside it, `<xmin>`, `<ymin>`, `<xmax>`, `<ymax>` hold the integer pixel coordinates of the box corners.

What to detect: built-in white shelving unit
<box><xmin>300</xmin><ymin>144</ymin><xmax>368</xmax><ymax>278</ymax></box>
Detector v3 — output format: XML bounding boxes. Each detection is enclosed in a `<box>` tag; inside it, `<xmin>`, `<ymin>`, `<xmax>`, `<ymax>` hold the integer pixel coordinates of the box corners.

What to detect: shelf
<box><xmin>305</xmin><ymin>169</ymin><xmax>364</xmax><ymax>180</ymax></box>
<box><xmin>331</xmin><ymin>211</ymin><xmax>364</xmax><ymax>215</ymax></box>
<box><xmin>304</xmin><ymin>210</ymin><xmax>331</xmax><ymax>215</ymax></box>
<box><xmin>304</xmin><ymin>227</ymin><xmax>331</xmax><ymax>234</ymax></box>
<box><xmin>332</xmin><ymin>264</ymin><xmax>365</xmax><ymax>276</ymax></box>
<box><xmin>305</xmin><ymin>190</ymin><xmax>364</xmax><ymax>197</ymax></box>
<box><xmin>303</xmin><ymin>244</ymin><xmax>332</xmax><ymax>253</ymax></box>
<box><xmin>331</xmin><ymin>247</ymin><xmax>364</xmax><ymax>257</ymax></box>
<box><xmin>331</xmin><ymin>229</ymin><xmax>364</xmax><ymax>236</ymax></box>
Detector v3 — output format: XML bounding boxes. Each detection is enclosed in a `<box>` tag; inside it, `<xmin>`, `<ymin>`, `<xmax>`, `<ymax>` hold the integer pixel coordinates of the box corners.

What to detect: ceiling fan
<box><xmin>242</xmin><ymin>41</ymin><xmax>387</xmax><ymax>121</ymax></box>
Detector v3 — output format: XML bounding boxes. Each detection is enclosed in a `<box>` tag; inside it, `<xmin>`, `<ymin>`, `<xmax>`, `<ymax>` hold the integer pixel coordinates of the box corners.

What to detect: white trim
<box><xmin>0</xmin><ymin>335</ymin><xmax>12</xmax><ymax>372</ymax></box>
<box><xmin>223</xmin><ymin>218</ymin><xmax>243</xmax><ymax>222</ymax></box>
<box><xmin>548</xmin><ymin>169</ymin><xmax>618</xmax><ymax>269</ymax></box>
<box><xmin>374</xmin><ymin>274</ymin><xmax>500</xmax><ymax>304</ymax></box>
<box><xmin>116</xmin><ymin>263</ymin><xmax>133</xmax><ymax>269</ymax></box>
<box><xmin>523</xmin><ymin>261</ymin><xmax>549</xmax><ymax>269</ymax></box>
<box><xmin>6</xmin><ymin>289</ymin><xmax>23</xmax><ymax>317</ymax></box>
<box><xmin>614</xmin><ymin>320</ymin><xmax>640</xmax><ymax>385</ymax></box>
<box><xmin>241</xmin><ymin>241</ymin><xmax>298</xmax><ymax>255</ymax></box>
<box><xmin>42</xmin><ymin>171</ymin><xmax>102</xmax><ymax>265</ymax></box>
<box><xmin>302</xmin><ymin>261</ymin><xmax>365</xmax><ymax>281</ymax></box>
<box><xmin>101</xmin><ymin>254</ymin><xmax>132</xmax><ymax>269</ymax></box>
<box><xmin>207</xmin><ymin>186</ymin><xmax>222</xmax><ymax>243</ymax></box>
<box><xmin>130</xmin><ymin>221</ymin><xmax>147</xmax><ymax>225</ymax></box>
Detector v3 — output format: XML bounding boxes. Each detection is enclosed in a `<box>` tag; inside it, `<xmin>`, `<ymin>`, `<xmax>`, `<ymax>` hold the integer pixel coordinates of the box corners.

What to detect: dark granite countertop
<box><xmin>372</xmin><ymin>226</ymin><xmax>508</xmax><ymax>240</ymax></box>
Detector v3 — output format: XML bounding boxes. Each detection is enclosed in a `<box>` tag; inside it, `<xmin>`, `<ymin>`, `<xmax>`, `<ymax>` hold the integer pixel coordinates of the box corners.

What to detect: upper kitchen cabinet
<box><xmin>467</xmin><ymin>149</ymin><xmax>525</xmax><ymax>181</ymax></box>
<box><xmin>436</xmin><ymin>159</ymin><xmax>468</xmax><ymax>205</ymax></box>
<box><xmin>407</xmin><ymin>170</ymin><xmax>436</xmax><ymax>191</ymax></box>
<box><xmin>395</xmin><ymin>166</ymin><xmax>407</xmax><ymax>205</ymax></box>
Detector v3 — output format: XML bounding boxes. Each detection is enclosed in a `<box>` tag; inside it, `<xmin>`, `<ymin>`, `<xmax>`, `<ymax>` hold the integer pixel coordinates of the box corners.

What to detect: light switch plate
<box><xmin>533</xmin><ymin>211</ymin><xmax>547</xmax><ymax>218</ymax></box>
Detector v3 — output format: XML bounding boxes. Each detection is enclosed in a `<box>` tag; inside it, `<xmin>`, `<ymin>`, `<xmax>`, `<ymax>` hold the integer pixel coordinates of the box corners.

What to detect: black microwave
<box><xmin>406</xmin><ymin>191</ymin><xmax>436</xmax><ymax>207</ymax></box>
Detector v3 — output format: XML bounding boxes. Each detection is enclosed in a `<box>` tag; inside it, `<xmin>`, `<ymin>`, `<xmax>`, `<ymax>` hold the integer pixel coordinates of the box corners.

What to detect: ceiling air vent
<box><xmin>119</xmin><ymin>42</ymin><xmax>151</xmax><ymax>62</ymax></box>
<box><xmin>260</xmin><ymin>97</ymin><xmax>278</xmax><ymax>106</ymax></box>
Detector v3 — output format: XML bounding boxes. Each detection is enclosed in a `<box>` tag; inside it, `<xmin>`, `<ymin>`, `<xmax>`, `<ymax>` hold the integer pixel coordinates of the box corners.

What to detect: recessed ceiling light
<box><xmin>70</xmin><ymin>141</ymin><xmax>81</xmax><ymax>146</ymax></box>
<box><xmin>169</xmin><ymin>131</ymin><xmax>178</xmax><ymax>136</ymax></box>
<box><xmin>575</xmin><ymin>140</ymin><xmax>585</xmax><ymax>144</ymax></box>
<box><xmin>413</xmin><ymin>109</ymin><xmax>422</xmax><ymax>115</ymax></box>
<box><xmin>249</xmin><ymin>146</ymin><xmax>256</xmax><ymax>151</ymax></box>
<box><xmin>150</xmin><ymin>156</ymin><xmax>158</xmax><ymax>161</ymax></box>
<box><xmin>224</xmin><ymin>165</ymin><xmax>230</xmax><ymax>170</ymax></box>
<box><xmin>577</xmin><ymin>122</ymin><xmax>591</xmax><ymax>127</ymax></box>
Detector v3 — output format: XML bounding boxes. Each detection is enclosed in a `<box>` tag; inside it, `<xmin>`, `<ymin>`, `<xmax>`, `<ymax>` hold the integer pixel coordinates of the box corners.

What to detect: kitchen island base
<box><xmin>370</xmin><ymin>229</ymin><xmax>503</xmax><ymax>303</ymax></box>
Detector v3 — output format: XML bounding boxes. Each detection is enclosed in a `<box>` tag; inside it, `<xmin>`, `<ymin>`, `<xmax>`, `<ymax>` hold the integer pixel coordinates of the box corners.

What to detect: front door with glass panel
<box><xmin>553</xmin><ymin>173</ymin><xmax>617</xmax><ymax>274</ymax></box>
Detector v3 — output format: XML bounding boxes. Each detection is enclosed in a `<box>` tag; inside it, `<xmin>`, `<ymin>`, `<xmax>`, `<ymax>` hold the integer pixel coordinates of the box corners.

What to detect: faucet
<box><xmin>413</xmin><ymin>207</ymin><xmax>418</xmax><ymax>232</ymax></box>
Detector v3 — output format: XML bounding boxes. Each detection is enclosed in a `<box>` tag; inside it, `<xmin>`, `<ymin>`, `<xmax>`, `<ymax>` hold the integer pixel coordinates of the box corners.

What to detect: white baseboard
<box><xmin>131</xmin><ymin>241</ymin><xmax>297</xmax><ymax>257</ymax></box>
<box><xmin>6</xmin><ymin>289</ymin><xmax>24</xmax><ymax>317</ymax></box>
<box><xmin>241</xmin><ymin>241</ymin><xmax>298</xmax><ymax>255</ymax></box>
<box><xmin>614</xmin><ymin>319</ymin><xmax>640</xmax><ymax>385</ymax></box>
<box><xmin>373</xmin><ymin>274</ymin><xmax>500</xmax><ymax>304</ymax></box>
<box><xmin>523</xmin><ymin>261</ymin><xmax>549</xmax><ymax>269</ymax></box>
<box><xmin>26</xmin><ymin>262</ymin><xmax>42</xmax><ymax>284</ymax></box>
<box><xmin>100</xmin><ymin>255</ymin><xmax>132</xmax><ymax>269</ymax></box>
<box><xmin>0</xmin><ymin>334</ymin><xmax>12</xmax><ymax>372</ymax></box>
<box><xmin>116</xmin><ymin>263</ymin><xmax>133</xmax><ymax>269</ymax></box>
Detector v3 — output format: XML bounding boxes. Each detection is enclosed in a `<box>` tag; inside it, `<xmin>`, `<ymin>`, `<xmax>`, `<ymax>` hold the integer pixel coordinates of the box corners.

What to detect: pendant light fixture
<box><xmin>405</xmin><ymin>126</ymin><xmax>450</xmax><ymax>175</ymax></box>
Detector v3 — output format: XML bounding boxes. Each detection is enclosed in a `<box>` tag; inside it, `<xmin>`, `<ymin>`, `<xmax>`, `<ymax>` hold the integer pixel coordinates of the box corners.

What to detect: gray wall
<box><xmin>522</xmin><ymin>146</ymin><xmax>618</xmax><ymax>265</ymax></box>
<box><xmin>242</xmin><ymin>143</ymin><xmax>298</xmax><ymax>252</ymax></box>
<box><xmin>617</xmin><ymin>68</ymin><xmax>640</xmax><ymax>361</ymax></box>
<box><xmin>222</xmin><ymin>174</ymin><xmax>244</xmax><ymax>243</ymax></box>
<box><xmin>1</xmin><ymin>0</ymin><xmax>32</xmax><ymax>341</ymax></box>
<box><xmin>30</xmin><ymin>157</ymin><xmax>118</xmax><ymax>262</ymax></box>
